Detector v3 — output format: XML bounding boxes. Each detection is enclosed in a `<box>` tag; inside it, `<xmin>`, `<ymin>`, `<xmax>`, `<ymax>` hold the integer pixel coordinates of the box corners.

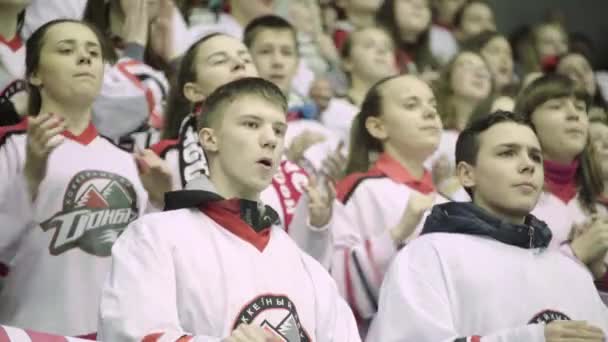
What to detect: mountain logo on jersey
<box><xmin>528</xmin><ymin>309</ymin><xmax>571</xmax><ymax>324</ymax></box>
<box><xmin>233</xmin><ymin>294</ymin><xmax>311</xmax><ymax>342</ymax></box>
<box><xmin>41</xmin><ymin>170</ymin><xmax>139</xmax><ymax>257</ymax></box>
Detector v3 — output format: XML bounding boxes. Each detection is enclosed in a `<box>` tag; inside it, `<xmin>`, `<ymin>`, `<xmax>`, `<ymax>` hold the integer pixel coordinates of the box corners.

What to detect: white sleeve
<box><xmin>301</xmin><ymin>254</ymin><xmax>361</xmax><ymax>342</ymax></box>
<box><xmin>0</xmin><ymin>138</ymin><xmax>32</xmax><ymax>266</ymax></box>
<box><xmin>98</xmin><ymin>219</ymin><xmax>222</xmax><ymax>342</ymax></box>
<box><xmin>366</xmin><ymin>242</ymin><xmax>546</xmax><ymax>342</ymax></box>
<box><xmin>288</xmin><ymin>194</ymin><xmax>333</xmax><ymax>269</ymax></box>
<box><xmin>330</xmin><ymin>192</ymin><xmax>399</xmax><ymax>320</ymax></box>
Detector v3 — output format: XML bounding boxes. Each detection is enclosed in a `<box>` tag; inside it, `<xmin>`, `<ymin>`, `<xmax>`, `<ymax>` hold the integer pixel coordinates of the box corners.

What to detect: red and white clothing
<box><xmin>98</xmin><ymin>193</ymin><xmax>360</xmax><ymax>342</ymax></box>
<box><xmin>333</xmin><ymin>153</ymin><xmax>444</xmax><ymax>322</ymax></box>
<box><xmin>320</xmin><ymin>97</ymin><xmax>359</xmax><ymax>145</ymax></box>
<box><xmin>0</xmin><ymin>325</ymin><xmax>90</xmax><ymax>342</ymax></box>
<box><xmin>367</xmin><ymin>232</ymin><xmax>608</xmax><ymax>341</ymax></box>
<box><xmin>150</xmin><ymin>120</ymin><xmax>334</xmax><ymax>268</ymax></box>
<box><xmin>0</xmin><ymin>122</ymin><xmax>148</xmax><ymax>336</ymax></box>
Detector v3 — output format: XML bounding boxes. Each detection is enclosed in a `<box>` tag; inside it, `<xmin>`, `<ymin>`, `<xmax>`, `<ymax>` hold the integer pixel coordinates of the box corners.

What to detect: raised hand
<box><xmin>570</xmin><ymin>215</ymin><xmax>608</xmax><ymax>264</ymax></box>
<box><xmin>320</xmin><ymin>140</ymin><xmax>346</xmax><ymax>182</ymax></box>
<box><xmin>286</xmin><ymin>130</ymin><xmax>327</xmax><ymax>163</ymax></box>
<box><xmin>303</xmin><ymin>173</ymin><xmax>336</xmax><ymax>229</ymax></box>
<box><xmin>134</xmin><ymin>148</ymin><xmax>173</xmax><ymax>208</ymax></box>
<box><xmin>121</xmin><ymin>0</ymin><xmax>149</xmax><ymax>46</ymax></box>
<box><xmin>149</xmin><ymin>0</ymin><xmax>177</xmax><ymax>62</ymax></box>
<box><xmin>24</xmin><ymin>113</ymin><xmax>66</xmax><ymax>199</ymax></box>
<box><xmin>308</xmin><ymin>78</ymin><xmax>333</xmax><ymax>113</ymax></box>
<box><xmin>390</xmin><ymin>192</ymin><xmax>436</xmax><ymax>245</ymax></box>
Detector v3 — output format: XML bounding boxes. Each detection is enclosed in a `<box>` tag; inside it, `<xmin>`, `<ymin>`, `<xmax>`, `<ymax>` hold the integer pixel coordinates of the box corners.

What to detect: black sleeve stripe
<box><xmin>341</xmin><ymin>175</ymin><xmax>386</xmax><ymax>205</ymax></box>
<box><xmin>99</xmin><ymin>135</ymin><xmax>131</xmax><ymax>152</ymax></box>
<box><xmin>454</xmin><ymin>338</ymin><xmax>467</xmax><ymax>342</ymax></box>
<box><xmin>351</xmin><ymin>249</ymin><xmax>378</xmax><ymax>311</ymax></box>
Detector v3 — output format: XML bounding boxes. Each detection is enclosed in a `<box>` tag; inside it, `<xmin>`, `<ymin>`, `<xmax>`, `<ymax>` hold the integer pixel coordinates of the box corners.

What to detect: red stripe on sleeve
<box><xmin>25</xmin><ymin>329</ymin><xmax>67</xmax><ymax>342</ymax></box>
<box><xmin>0</xmin><ymin>326</ymin><xmax>11</xmax><ymax>342</ymax></box>
<box><xmin>343</xmin><ymin>249</ymin><xmax>362</xmax><ymax>322</ymax></box>
<box><xmin>471</xmin><ymin>336</ymin><xmax>482</xmax><ymax>342</ymax></box>
<box><xmin>142</xmin><ymin>333</ymin><xmax>164</xmax><ymax>342</ymax></box>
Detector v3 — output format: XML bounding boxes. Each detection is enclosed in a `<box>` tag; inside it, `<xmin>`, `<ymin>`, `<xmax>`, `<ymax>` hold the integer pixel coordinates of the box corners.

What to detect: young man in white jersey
<box><xmin>99</xmin><ymin>77</ymin><xmax>360</xmax><ymax>342</ymax></box>
<box><xmin>367</xmin><ymin>111</ymin><xmax>608</xmax><ymax>341</ymax></box>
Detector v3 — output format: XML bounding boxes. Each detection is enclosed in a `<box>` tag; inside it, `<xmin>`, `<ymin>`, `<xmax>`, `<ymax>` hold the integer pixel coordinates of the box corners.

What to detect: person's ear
<box><xmin>199</xmin><ymin>127</ymin><xmax>218</xmax><ymax>153</ymax></box>
<box><xmin>184</xmin><ymin>82</ymin><xmax>206</xmax><ymax>103</ymax></box>
<box><xmin>365</xmin><ymin>116</ymin><xmax>388</xmax><ymax>141</ymax></box>
<box><xmin>456</xmin><ymin>161</ymin><xmax>476</xmax><ymax>189</ymax></box>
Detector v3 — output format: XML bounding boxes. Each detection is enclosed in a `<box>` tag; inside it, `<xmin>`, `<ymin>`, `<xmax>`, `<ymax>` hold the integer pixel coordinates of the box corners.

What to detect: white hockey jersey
<box><xmin>150</xmin><ymin>118</ymin><xmax>334</xmax><ymax>268</ymax></box>
<box><xmin>98</xmin><ymin>200</ymin><xmax>360</xmax><ymax>342</ymax></box>
<box><xmin>320</xmin><ymin>97</ymin><xmax>358</xmax><ymax>145</ymax></box>
<box><xmin>333</xmin><ymin>153</ymin><xmax>445</xmax><ymax>322</ymax></box>
<box><xmin>367</xmin><ymin>232</ymin><xmax>608</xmax><ymax>341</ymax></box>
<box><xmin>0</xmin><ymin>122</ymin><xmax>148</xmax><ymax>336</ymax></box>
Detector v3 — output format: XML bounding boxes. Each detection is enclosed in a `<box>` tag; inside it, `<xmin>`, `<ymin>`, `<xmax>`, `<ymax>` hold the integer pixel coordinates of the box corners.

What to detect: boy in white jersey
<box><xmin>367</xmin><ymin>111</ymin><xmax>608</xmax><ymax>341</ymax></box>
<box><xmin>99</xmin><ymin>77</ymin><xmax>360</xmax><ymax>342</ymax></box>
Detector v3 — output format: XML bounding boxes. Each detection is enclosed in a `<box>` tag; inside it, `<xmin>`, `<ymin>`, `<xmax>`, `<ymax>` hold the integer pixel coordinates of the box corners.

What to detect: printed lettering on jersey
<box><xmin>271</xmin><ymin>160</ymin><xmax>308</xmax><ymax>229</ymax></box>
<box><xmin>233</xmin><ymin>294</ymin><xmax>311</xmax><ymax>342</ymax></box>
<box><xmin>179</xmin><ymin>115</ymin><xmax>208</xmax><ymax>187</ymax></box>
<box><xmin>528</xmin><ymin>309</ymin><xmax>571</xmax><ymax>324</ymax></box>
<box><xmin>41</xmin><ymin>170</ymin><xmax>139</xmax><ymax>257</ymax></box>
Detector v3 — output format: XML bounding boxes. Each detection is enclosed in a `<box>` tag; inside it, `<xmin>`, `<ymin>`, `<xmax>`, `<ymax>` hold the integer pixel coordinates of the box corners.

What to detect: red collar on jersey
<box><xmin>200</xmin><ymin>199</ymin><xmax>278</xmax><ymax>252</ymax></box>
<box><xmin>543</xmin><ymin>159</ymin><xmax>579</xmax><ymax>204</ymax></box>
<box><xmin>0</xmin><ymin>34</ymin><xmax>22</xmax><ymax>52</ymax></box>
<box><xmin>62</xmin><ymin>122</ymin><xmax>98</xmax><ymax>145</ymax></box>
<box><xmin>337</xmin><ymin>152</ymin><xmax>434</xmax><ymax>203</ymax></box>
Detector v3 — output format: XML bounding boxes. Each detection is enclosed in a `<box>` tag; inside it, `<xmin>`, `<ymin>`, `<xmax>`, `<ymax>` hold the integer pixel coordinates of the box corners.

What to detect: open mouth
<box><xmin>257</xmin><ymin>158</ymin><xmax>273</xmax><ymax>168</ymax></box>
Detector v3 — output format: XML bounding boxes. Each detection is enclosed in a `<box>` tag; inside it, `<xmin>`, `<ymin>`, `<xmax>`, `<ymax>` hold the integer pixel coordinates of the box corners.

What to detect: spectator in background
<box><xmin>0</xmin><ymin>19</ymin><xmax>148</xmax><ymax>338</ymax></box>
<box><xmin>0</xmin><ymin>0</ymin><xmax>30</xmax><ymax>126</ymax></box>
<box><xmin>332</xmin><ymin>0</ymin><xmax>383</xmax><ymax>50</ymax></box>
<box><xmin>189</xmin><ymin>0</ymin><xmax>274</xmax><ymax>41</ymax></box>
<box><xmin>431</xmin><ymin>0</ymin><xmax>468</xmax><ymax>29</ymax></box>
<box><xmin>462</xmin><ymin>30</ymin><xmax>516</xmax><ymax>94</ymax></box>
<box><xmin>556</xmin><ymin>52</ymin><xmax>608</xmax><ymax>122</ymax></box>
<box><xmin>453</xmin><ymin>0</ymin><xmax>496</xmax><ymax>43</ymax></box>
<box><xmin>515</xmin><ymin>74</ymin><xmax>607</xmax><ymax>282</ymax></box>
<box><xmin>376</xmin><ymin>0</ymin><xmax>440</xmax><ymax>77</ymax></box>
<box><xmin>519</xmin><ymin>21</ymin><xmax>568</xmax><ymax>75</ymax></box>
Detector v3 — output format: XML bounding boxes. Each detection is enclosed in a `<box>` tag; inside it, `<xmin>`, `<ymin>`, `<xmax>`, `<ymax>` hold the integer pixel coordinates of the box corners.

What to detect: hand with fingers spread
<box><xmin>545</xmin><ymin>320</ymin><xmax>605</xmax><ymax>342</ymax></box>
<box><xmin>286</xmin><ymin>130</ymin><xmax>327</xmax><ymax>163</ymax></box>
<box><xmin>134</xmin><ymin>148</ymin><xmax>173</xmax><ymax>208</ymax></box>
<box><xmin>303</xmin><ymin>174</ymin><xmax>336</xmax><ymax>229</ymax></box>
<box><xmin>121</xmin><ymin>0</ymin><xmax>149</xmax><ymax>47</ymax></box>
<box><xmin>223</xmin><ymin>324</ymin><xmax>279</xmax><ymax>342</ymax></box>
<box><xmin>570</xmin><ymin>216</ymin><xmax>608</xmax><ymax>279</ymax></box>
<box><xmin>24</xmin><ymin>113</ymin><xmax>67</xmax><ymax>200</ymax></box>
<box><xmin>390</xmin><ymin>192</ymin><xmax>436</xmax><ymax>245</ymax></box>
<box><xmin>432</xmin><ymin>154</ymin><xmax>461</xmax><ymax>198</ymax></box>
<box><xmin>570</xmin><ymin>215</ymin><xmax>608</xmax><ymax>265</ymax></box>
<box><xmin>321</xmin><ymin>141</ymin><xmax>346</xmax><ymax>182</ymax></box>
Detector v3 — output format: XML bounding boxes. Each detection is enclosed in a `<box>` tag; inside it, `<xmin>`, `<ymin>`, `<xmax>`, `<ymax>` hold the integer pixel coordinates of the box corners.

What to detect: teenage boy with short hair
<box><xmin>367</xmin><ymin>111</ymin><xmax>608</xmax><ymax>342</ymax></box>
<box><xmin>99</xmin><ymin>77</ymin><xmax>360</xmax><ymax>342</ymax></box>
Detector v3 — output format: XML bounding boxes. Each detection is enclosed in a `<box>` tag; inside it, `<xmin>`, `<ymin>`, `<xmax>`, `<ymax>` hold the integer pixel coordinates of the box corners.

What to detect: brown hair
<box><xmin>433</xmin><ymin>50</ymin><xmax>492</xmax><ymax>130</ymax></box>
<box><xmin>344</xmin><ymin>75</ymin><xmax>399</xmax><ymax>174</ymax></box>
<box><xmin>515</xmin><ymin>73</ymin><xmax>602</xmax><ymax>212</ymax></box>
<box><xmin>196</xmin><ymin>77</ymin><xmax>287</xmax><ymax>131</ymax></box>
<box><xmin>161</xmin><ymin>33</ymin><xmax>224</xmax><ymax>139</ymax></box>
<box><xmin>25</xmin><ymin>19</ymin><xmax>109</xmax><ymax>115</ymax></box>
<box><xmin>519</xmin><ymin>21</ymin><xmax>569</xmax><ymax>74</ymax></box>
<box><xmin>376</xmin><ymin>0</ymin><xmax>438</xmax><ymax>72</ymax></box>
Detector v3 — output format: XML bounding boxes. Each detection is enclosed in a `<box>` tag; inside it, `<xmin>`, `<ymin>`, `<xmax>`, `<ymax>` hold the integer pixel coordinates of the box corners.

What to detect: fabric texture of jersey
<box><xmin>0</xmin><ymin>123</ymin><xmax>148</xmax><ymax>336</ymax></box>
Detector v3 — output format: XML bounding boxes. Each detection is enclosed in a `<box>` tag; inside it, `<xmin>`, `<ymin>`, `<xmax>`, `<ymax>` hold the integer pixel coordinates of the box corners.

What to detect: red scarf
<box><xmin>200</xmin><ymin>199</ymin><xmax>273</xmax><ymax>252</ymax></box>
<box><xmin>337</xmin><ymin>153</ymin><xmax>434</xmax><ymax>202</ymax></box>
<box><xmin>544</xmin><ymin>159</ymin><xmax>579</xmax><ymax>203</ymax></box>
<box><xmin>270</xmin><ymin>160</ymin><xmax>307</xmax><ymax>230</ymax></box>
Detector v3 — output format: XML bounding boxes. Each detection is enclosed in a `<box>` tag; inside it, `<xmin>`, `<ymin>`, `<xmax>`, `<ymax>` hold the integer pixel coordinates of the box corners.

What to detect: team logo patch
<box><xmin>528</xmin><ymin>310</ymin><xmax>571</xmax><ymax>324</ymax></box>
<box><xmin>233</xmin><ymin>294</ymin><xmax>311</xmax><ymax>342</ymax></box>
<box><xmin>41</xmin><ymin>170</ymin><xmax>139</xmax><ymax>257</ymax></box>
